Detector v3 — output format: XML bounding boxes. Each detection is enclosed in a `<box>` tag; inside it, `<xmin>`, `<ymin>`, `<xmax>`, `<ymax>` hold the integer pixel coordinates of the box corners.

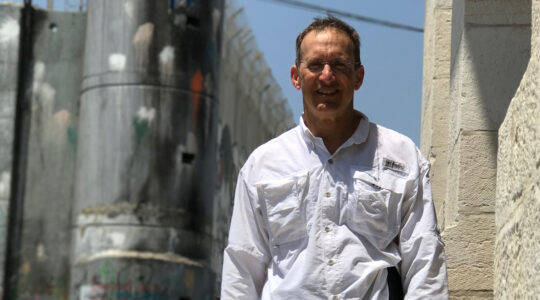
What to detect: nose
<box><xmin>319</xmin><ymin>64</ymin><xmax>335</xmax><ymax>82</ymax></box>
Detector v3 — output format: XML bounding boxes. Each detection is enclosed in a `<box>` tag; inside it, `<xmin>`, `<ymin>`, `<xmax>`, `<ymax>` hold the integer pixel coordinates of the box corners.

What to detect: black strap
<box><xmin>387</xmin><ymin>267</ymin><xmax>404</xmax><ymax>300</ymax></box>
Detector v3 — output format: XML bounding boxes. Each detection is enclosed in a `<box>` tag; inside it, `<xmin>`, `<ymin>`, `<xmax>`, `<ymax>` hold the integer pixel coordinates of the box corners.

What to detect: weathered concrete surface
<box><xmin>19</xmin><ymin>9</ymin><xmax>85</xmax><ymax>297</ymax></box>
<box><xmin>0</xmin><ymin>3</ymin><xmax>21</xmax><ymax>291</ymax></box>
<box><xmin>421</xmin><ymin>0</ymin><xmax>452</xmax><ymax>230</ymax></box>
<box><xmin>71</xmin><ymin>0</ymin><xmax>224</xmax><ymax>298</ymax></box>
<box><xmin>0</xmin><ymin>5</ymin><xmax>85</xmax><ymax>298</ymax></box>
<box><xmin>72</xmin><ymin>256</ymin><xmax>214</xmax><ymax>300</ymax></box>
<box><xmin>443</xmin><ymin>0</ymin><xmax>531</xmax><ymax>297</ymax></box>
<box><xmin>495</xmin><ymin>0</ymin><xmax>540</xmax><ymax>298</ymax></box>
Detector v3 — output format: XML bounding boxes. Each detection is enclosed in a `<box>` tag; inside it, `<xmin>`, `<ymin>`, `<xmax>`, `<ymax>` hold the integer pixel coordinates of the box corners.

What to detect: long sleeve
<box><xmin>221</xmin><ymin>170</ymin><xmax>271</xmax><ymax>299</ymax></box>
<box><xmin>399</xmin><ymin>157</ymin><xmax>449</xmax><ymax>299</ymax></box>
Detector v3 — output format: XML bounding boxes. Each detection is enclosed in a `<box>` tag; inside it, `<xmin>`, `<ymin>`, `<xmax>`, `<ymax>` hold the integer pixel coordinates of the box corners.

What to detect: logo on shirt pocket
<box><xmin>347</xmin><ymin>171</ymin><xmax>399</xmax><ymax>248</ymax></box>
<box><xmin>257</xmin><ymin>172</ymin><xmax>309</xmax><ymax>247</ymax></box>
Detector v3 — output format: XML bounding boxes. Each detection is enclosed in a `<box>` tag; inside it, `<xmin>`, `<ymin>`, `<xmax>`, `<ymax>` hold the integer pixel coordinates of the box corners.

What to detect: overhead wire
<box><xmin>258</xmin><ymin>0</ymin><xmax>424</xmax><ymax>33</ymax></box>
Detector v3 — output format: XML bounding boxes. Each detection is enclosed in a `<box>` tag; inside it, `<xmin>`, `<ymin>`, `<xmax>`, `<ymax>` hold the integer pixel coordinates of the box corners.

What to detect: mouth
<box><xmin>316</xmin><ymin>88</ymin><xmax>338</xmax><ymax>96</ymax></box>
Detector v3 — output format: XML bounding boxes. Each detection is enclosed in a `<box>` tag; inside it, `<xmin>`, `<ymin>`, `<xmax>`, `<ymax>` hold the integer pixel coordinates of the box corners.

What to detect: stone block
<box><xmin>456</xmin><ymin>131</ymin><xmax>497</xmax><ymax>213</ymax></box>
<box><xmin>446</xmin><ymin>130</ymin><xmax>497</xmax><ymax>224</ymax></box>
<box><xmin>448</xmin><ymin>0</ymin><xmax>531</xmax><ymax>148</ymax></box>
<box><xmin>432</xmin><ymin>9</ymin><xmax>452</xmax><ymax>79</ymax></box>
<box><xmin>450</xmin><ymin>291</ymin><xmax>493</xmax><ymax>300</ymax></box>
<box><xmin>427</xmin><ymin>145</ymin><xmax>448</xmax><ymax>229</ymax></box>
<box><xmin>442</xmin><ymin>213</ymin><xmax>495</xmax><ymax>292</ymax></box>
<box><xmin>445</xmin><ymin>133</ymin><xmax>461</xmax><ymax>224</ymax></box>
<box><xmin>464</xmin><ymin>0</ymin><xmax>531</xmax><ymax>25</ymax></box>
<box><xmin>449</xmin><ymin>24</ymin><xmax>530</xmax><ymax>134</ymax></box>
<box><xmin>427</xmin><ymin>78</ymin><xmax>450</xmax><ymax>147</ymax></box>
<box><xmin>495</xmin><ymin>184</ymin><xmax>540</xmax><ymax>299</ymax></box>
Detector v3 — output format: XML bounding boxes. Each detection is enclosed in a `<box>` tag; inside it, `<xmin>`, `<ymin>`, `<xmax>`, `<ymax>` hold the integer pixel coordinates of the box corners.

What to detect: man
<box><xmin>221</xmin><ymin>17</ymin><xmax>448</xmax><ymax>299</ymax></box>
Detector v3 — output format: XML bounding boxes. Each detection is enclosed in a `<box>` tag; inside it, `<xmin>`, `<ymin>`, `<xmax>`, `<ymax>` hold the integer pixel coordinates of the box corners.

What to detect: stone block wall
<box><xmin>422</xmin><ymin>0</ymin><xmax>532</xmax><ymax>298</ymax></box>
<box><xmin>495</xmin><ymin>0</ymin><xmax>540</xmax><ymax>298</ymax></box>
<box><xmin>420</xmin><ymin>0</ymin><xmax>452</xmax><ymax>230</ymax></box>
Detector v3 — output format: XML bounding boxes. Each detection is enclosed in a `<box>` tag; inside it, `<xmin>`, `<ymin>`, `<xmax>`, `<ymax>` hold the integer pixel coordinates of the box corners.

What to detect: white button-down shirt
<box><xmin>221</xmin><ymin>113</ymin><xmax>448</xmax><ymax>299</ymax></box>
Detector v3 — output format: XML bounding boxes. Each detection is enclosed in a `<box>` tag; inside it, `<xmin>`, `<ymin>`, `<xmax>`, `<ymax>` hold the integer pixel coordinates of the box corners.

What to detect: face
<box><xmin>291</xmin><ymin>28</ymin><xmax>364</xmax><ymax>124</ymax></box>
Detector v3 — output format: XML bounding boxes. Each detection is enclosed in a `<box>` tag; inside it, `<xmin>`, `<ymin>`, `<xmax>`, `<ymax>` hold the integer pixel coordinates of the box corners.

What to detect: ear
<box><xmin>291</xmin><ymin>65</ymin><xmax>302</xmax><ymax>90</ymax></box>
<box><xmin>354</xmin><ymin>65</ymin><xmax>365</xmax><ymax>90</ymax></box>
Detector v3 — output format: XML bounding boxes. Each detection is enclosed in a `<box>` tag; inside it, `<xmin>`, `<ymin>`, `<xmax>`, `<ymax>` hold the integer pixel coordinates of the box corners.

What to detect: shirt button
<box><xmin>325</xmin><ymin>191</ymin><xmax>331</xmax><ymax>197</ymax></box>
<box><xmin>328</xmin><ymin>159</ymin><xmax>334</xmax><ymax>164</ymax></box>
<box><xmin>332</xmin><ymin>296</ymin><xmax>339</xmax><ymax>300</ymax></box>
<box><xmin>325</xmin><ymin>226</ymin><xmax>331</xmax><ymax>232</ymax></box>
<box><xmin>328</xmin><ymin>259</ymin><xmax>334</xmax><ymax>266</ymax></box>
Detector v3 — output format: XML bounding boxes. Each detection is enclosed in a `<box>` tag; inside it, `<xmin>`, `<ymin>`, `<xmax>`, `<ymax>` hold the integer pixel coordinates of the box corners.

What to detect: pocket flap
<box><xmin>256</xmin><ymin>172</ymin><xmax>309</xmax><ymax>245</ymax></box>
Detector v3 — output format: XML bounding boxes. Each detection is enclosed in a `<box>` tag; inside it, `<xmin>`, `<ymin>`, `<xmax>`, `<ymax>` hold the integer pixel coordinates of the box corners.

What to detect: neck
<box><xmin>303</xmin><ymin>110</ymin><xmax>360</xmax><ymax>155</ymax></box>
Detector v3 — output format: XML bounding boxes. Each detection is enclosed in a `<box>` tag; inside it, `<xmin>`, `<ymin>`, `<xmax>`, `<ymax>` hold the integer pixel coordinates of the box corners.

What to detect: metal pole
<box><xmin>3</xmin><ymin>1</ymin><xmax>34</xmax><ymax>298</ymax></box>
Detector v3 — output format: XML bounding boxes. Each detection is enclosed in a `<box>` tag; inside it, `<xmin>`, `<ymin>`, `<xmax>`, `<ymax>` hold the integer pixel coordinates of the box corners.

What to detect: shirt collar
<box><xmin>299</xmin><ymin>110</ymin><xmax>370</xmax><ymax>152</ymax></box>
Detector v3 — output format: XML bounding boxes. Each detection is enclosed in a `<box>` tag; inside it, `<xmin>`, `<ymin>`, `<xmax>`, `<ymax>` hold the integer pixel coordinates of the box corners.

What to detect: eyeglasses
<box><xmin>302</xmin><ymin>59</ymin><xmax>355</xmax><ymax>74</ymax></box>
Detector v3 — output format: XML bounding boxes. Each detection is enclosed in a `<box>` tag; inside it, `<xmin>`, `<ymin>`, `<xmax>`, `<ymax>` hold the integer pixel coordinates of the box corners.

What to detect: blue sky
<box><xmin>232</xmin><ymin>0</ymin><xmax>425</xmax><ymax>145</ymax></box>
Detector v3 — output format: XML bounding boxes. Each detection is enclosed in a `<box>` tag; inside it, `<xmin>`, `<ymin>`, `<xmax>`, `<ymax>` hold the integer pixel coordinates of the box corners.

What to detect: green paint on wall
<box><xmin>99</xmin><ymin>260</ymin><xmax>116</xmax><ymax>283</ymax></box>
<box><xmin>67</xmin><ymin>126</ymin><xmax>77</xmax><ymax>150</ymax></box>
<box><xmin>133</xmin><ymin>117</ymin><xmax>150</xmax><ymax>145</ymax></box>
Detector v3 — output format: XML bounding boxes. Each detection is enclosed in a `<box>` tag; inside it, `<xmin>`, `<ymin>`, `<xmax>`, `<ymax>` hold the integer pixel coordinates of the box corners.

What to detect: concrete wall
<box><xmin>0</xmin><ymin>5</ymin><xmax>85</xmax><ymax>298</ymax></box>
<box><xmin>70</xmin><ymin>0</ymin><xmax>224</xmax><ymax>298</ymax></box>
<box><xmin>422</xmin><ymin>0</ymin><xmax>532</xmax><ymax>298</ymax></box>
<box><xmin>0</xmin><ymin>3</ymin><xmax>21</xmax><ymax>289</ymax></box>
<box><xmin>495</xmin><ymin>0</ymin><xmax>540</xmax><ymax>298</ymax></box>
<box><xmin>0</xmin><ymin>1</ymin><xmax>293</xmax><ymax>298</ymax></box>
<box><xmin>19</xmin><ymin>9</ymin><xmax>84</xmax><ymax>298</ymax></box>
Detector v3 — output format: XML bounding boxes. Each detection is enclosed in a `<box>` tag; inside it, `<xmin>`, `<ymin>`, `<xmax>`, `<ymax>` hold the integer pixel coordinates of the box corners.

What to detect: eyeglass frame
<box><xmin>300</xmin><ymin>58</ymin><xmax>362</xmax><ymax>75</ymax></box>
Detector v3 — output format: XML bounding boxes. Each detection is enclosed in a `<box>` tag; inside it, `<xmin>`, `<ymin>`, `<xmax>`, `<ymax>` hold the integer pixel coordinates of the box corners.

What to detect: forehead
<box><xmin>301</xmin><ymin>28</ymin><xmax>353</xmax><ymax>59</ymax></box>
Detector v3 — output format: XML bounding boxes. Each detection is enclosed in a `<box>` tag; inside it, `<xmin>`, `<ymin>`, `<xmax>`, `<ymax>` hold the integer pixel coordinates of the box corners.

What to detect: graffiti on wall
<box><xmin>79</xmin><ymin>260</ymin><xmax>169</xmax><ymax>300</ymax></box>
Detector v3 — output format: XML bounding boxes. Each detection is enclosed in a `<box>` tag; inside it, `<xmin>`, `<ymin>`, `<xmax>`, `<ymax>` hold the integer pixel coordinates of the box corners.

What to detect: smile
<box><xmin>317</xmin><ymin>89</ymin><xmax>337</xmax><ymax>95</ymax></box>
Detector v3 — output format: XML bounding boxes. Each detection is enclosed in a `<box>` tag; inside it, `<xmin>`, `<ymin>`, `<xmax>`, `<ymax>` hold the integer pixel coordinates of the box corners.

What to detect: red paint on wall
<box><xmin>190</xmin><ymin>70</ymin><xmax>204</xmax><ymax>129</ymax></box>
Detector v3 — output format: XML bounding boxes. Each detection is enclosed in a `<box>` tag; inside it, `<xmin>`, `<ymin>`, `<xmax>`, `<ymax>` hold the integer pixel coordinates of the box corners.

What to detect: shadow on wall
<box><xmin>457</xmin><ymin>0</ymin><xmax>531</xmax><ymax>153</ymax></box>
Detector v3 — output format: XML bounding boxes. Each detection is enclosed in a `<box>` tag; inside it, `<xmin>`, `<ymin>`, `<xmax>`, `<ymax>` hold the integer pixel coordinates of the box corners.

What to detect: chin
<box><xmin>314</xmin><ymin>111</ymin><xmax>340</xmax><ymax>123</ymax></box>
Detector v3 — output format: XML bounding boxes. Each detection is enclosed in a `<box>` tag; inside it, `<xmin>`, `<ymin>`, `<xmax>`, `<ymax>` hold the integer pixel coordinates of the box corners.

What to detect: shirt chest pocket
<box><xmin>257</xmin><ymin>173</ymin><xmax>308</xmax><ymax>247</ymax></box>
<box><xmin>346</xmin><ymin>171</ymin><xmax>401</xmax><ymax>248</ymax></box>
